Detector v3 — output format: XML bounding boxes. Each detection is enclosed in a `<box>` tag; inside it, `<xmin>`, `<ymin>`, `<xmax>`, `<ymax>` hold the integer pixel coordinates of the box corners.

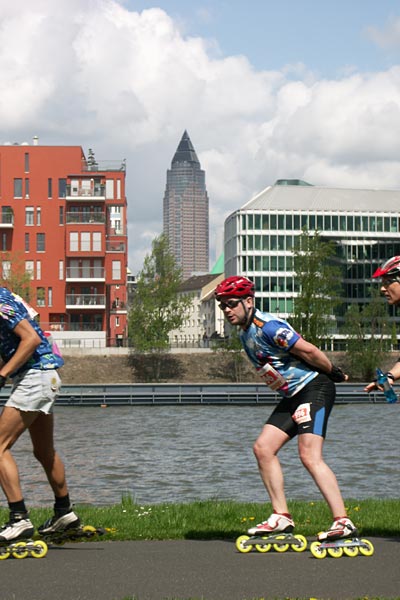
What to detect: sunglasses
<box><xmin>218</xmin><ymin>299</ymin><xmax>242</xmax><ymax>310</ymax></box>
<box><xmin>381</xmin><ymin>277</ymin><xmax>400</xmax><ymax>288</ymax></box>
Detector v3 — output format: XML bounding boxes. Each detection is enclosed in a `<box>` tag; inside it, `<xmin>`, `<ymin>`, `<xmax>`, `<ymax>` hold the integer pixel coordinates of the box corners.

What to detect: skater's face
<box><xmin>380</xmin><ymin>276</ymin><xmax>400</xmax><ymax>305</ymax></box>
<box><xmin>219</xmin><ymin>296</ymin><xmax>253</xmax><ymax>327</ymax></box>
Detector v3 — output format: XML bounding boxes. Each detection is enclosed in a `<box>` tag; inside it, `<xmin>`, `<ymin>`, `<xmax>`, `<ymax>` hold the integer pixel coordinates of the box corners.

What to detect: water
<box><xmin>11</xmin><ymin>404</ymin><xmax>400</xmax><ymax>506</ymax></box>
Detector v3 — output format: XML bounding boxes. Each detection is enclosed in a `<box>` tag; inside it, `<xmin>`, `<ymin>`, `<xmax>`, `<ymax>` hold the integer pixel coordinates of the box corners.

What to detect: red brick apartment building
<box><xmin>0</xmin><ymin>140</ymin><xmax>128</xmax><ymax>348</ymax></box>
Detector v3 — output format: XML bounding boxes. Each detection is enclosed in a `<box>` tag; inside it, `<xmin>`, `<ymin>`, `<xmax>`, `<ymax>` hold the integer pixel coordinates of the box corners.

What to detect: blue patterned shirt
<box><xmin>239</xmin><ymin>308</ymin><xmax>318</xmax><ymax>398</ymax></box>
<box><xmin>0</xmin><ymin>287</ymin><xmax>64</xmax><ymax>376</ymax></box>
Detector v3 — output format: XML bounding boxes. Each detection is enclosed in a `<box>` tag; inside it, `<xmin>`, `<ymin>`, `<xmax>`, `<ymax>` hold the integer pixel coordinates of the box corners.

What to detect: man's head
<box><xmin>373</xmin><ymin>256</ymin><xmax>400</xmax><ymax>305</ymax></box>
<box><xmin>214</xmin><ymin>276</ymin><xmax>255</xmax><ymax>327</ymax></box>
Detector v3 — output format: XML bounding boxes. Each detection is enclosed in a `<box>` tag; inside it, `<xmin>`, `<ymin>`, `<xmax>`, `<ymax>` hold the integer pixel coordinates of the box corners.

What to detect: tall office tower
<box><xmin>163</xmin><ymin>131</ymin><xmax>209</xmax><ymax>280</ymax></box>
<box><xmin>0</xmin><ymin>140</ymin><xmax>128</xmax><ymax>348</ymax></box>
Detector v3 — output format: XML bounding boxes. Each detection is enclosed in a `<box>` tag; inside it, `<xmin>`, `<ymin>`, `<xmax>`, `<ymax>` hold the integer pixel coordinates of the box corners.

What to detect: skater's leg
<box><xmin>253</xmin><ymin>424</ymin><xmax>291</xmax><ymax>513</ymax></box>
<box><xmin>298</xmin><ymin>433</ymin><xmax>346</xmax><ymax>518</ymax></box>
<box><xmin>28</xmin><ymin>412</ymin><xmax>68</xmax><ymax>497</ymax></box>
<box><xmin>0</xmin><ymin>407</ymin><xmax>36</xmax><ymax>502</ymax></box>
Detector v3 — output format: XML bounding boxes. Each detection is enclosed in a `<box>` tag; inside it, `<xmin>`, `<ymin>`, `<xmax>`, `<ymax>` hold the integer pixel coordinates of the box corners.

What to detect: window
<box><xmin>1</xmin><ymin>233</ymin><xmax>6</xmax><ymax>251</ymax></box>
<box><xmin>2</xmin><ymin>261</ymin><xmax>10</xmax><ymax>279</ymax></box>
<box><xmin>36</xmin><ymin>233</ymin><xmax>45</xmax><ymax>252</ymax></box>
<box><xmin>14</xmin><ymin>178</ymin><xmax>22</xmax><ymax>198</ymax></box>
<box><xmin>25</xmin><ymin>178</ymin><xmax>29</xmax><ymax>198</ymax></box>
<box><xmin>25</xmin><ymin>233</ymin><xmax>30</xmax><ymax>252</ymax></box>
<box><xmin>36</xmin><ymin>260</ymin><xmax>41</xmax><ymax>280</ymax></box>
<box><xmin>69</xmin><ymin>232</ymin><xmax>78</xmax><ymax>251</ymax></box>
<box><xmin>59</xmin><ymin>260</ymin><xmax>64</xmax><ymax>280</ymax></box>
<box><xmin>59</xmin><ymin>206</ymin><xmax>64</xmax><ymax>225</ymax></box>
<box><xmin>37</xmin><ymin>287</ymin><xmax>45</xmax><ymax>307</ymax></box>
<box><xmin>92</xmin><ymin>232</ymin><xmax>101</xmax><ymax>251</ymax></box>
<box><xmin>48</xmin><ymin>178</ymin><xmax>53</xmax><ymax>198</ymax></box>
<box><xmin>58</xmin><ymin>178</ymin><xmax>67</xmax><ymax>198</ymax></box>
<box><xmin>25</xmin><ymin>261</ymin><xmax>34</xmax><ymax>277</ymax></box>
<box><xmin>25</xmin><ymin>207</ymin><xmax>34</xmax><ymax>225</ymax></box>
<box><xmin>48</xmin><ymin>287</ymin><xmax>52</xmax><ymax>307</ymax></box>
<box><xmin>112</xmin><ymin>260</ymin><xmax>121</xmax><ymax>280</ymax></box>
<box><xmin>24</xmin><ymin>152</ymin><xmax>29</xmax><ymax>173</ymax></box>
<box><xmin>36</xmin><ymin>207</ymin><xmax>41</xmax><ymax>226</ymax></box>
<box><xmin>80</xmin><ymin>232</ymin><xmax>90</xmax><ymax>251</ymax></box>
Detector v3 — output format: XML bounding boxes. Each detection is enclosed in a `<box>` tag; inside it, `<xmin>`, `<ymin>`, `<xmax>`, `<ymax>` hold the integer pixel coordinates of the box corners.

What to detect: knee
<box><xmin>33</xmin><ymin>446</ymin><xmax>55</xmax><ymax>466</ymax></box>
<box><xmin>299</xmin><ymin>448</ymin><xmax>319</xmax><ymax>472</ymax></box>
<box><xmin>253</xmin><ymin>439</ymin><xmax>273</xmax><ymax>463</ymax></box>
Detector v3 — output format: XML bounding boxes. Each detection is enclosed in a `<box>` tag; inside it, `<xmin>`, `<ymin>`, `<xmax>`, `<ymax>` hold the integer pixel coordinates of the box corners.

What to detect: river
<box><xmin>12</xmin><ymin>404</ymin><xmax>400</xmax><ymax>506</ymax></box>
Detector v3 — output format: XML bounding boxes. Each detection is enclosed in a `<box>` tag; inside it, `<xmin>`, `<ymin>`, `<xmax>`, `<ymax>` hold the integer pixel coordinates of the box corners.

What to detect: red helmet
<box><xmin>372</xmin><ymin>256</ymin><xmax>400</xmax><ymax>278</ymax></box>
<box><xmin>215</xmin><ymin>276</ymin><xmax>255</xmax><ymax>298</ymax></box>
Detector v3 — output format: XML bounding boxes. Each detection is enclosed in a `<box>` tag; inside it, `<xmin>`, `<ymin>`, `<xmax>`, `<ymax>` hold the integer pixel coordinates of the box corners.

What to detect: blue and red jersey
<box><xmin>239</xmin><ymin>308</ymin><xmax>318</xmax><ymax>398</ymax></box>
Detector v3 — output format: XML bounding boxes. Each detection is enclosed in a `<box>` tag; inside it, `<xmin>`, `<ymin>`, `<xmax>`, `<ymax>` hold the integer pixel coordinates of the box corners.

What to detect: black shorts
<box><xmin>266</xmin><ymin>373</ymin><xmax>335</xmax><ymax>439</ymax></box>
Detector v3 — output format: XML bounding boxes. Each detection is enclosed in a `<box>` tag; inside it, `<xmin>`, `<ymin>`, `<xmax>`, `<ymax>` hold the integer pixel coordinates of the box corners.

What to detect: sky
<box><xmin>2</xmin><ymin>0</ymin><xmax>400</xmax><ymax>273</ymax></box>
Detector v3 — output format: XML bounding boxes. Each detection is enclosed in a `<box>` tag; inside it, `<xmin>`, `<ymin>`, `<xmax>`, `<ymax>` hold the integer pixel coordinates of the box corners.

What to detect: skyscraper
<box><xmin>163</xmin><ymin>131</ymin><xmax>209</xmax><ymax>279</ymax></box>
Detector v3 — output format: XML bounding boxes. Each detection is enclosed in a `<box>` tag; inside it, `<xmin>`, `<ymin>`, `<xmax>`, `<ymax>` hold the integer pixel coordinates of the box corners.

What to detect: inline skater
<box><xmin>0</xmin><ymin>287</ymin><xmax>80</xmax><ymax>544</ymax></box>
<box><xmin>215</xmin><ymin>276</ymin><xmax>357</xmax><ymax>542</ymax></box>
<box><xmin>365</xmin><ymin>256</ymin><xmax>400</xmax><ymax>392</ymax></box>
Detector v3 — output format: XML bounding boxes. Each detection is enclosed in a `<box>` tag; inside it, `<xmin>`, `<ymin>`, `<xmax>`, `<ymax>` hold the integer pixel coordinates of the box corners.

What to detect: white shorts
<box><xmin>6</xmin><ymin>369</ymin><xmax>61</xmax><ymax>414</ymax></box>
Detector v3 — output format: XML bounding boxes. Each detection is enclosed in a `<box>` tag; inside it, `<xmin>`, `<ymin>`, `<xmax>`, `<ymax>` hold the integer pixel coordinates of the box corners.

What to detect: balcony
<box><xmin>66</xmin><ymin>211</ymin><xmax>105</xmax><ymax>224</ymax></box>
<box><xmin>66</xmin><ymin>293</ymin><xmax>106</xmax><ymax>309</ymax></box>
<box><xmin>66</xmin><ymin>267</ymin><xmax>105</xmax><ymax>281</ymax></box>
<box><xmin>66</xmin><ymin>184</ymin><xmax>106</xmax><ymax>201</ymax></box>
<box><xmin>106</xmin><ymin>241</ymin><xmax>126</xmax><ymax>252</ymax></box>
<box><xmin>0</xmin><ymin>212</ymin><xmax>14</xmax><ymax>228</ymax></box>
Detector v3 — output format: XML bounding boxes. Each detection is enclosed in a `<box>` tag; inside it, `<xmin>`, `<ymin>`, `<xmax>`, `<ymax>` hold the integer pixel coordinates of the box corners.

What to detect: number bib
<box><xmin>257</xmin><ymin>363</ymin><xmax>286</xmax><ymax>391</ymax></box>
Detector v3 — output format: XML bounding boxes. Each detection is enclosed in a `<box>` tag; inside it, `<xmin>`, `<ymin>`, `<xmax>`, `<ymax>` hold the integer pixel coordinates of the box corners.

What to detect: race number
<box><xmin>292</xmin><ymin>403</ymin><xmax>312</xmax><ymax>425</ymax></box>
<box><xmin>257</xmin><ymin>362</ymin><xmax>286</xmax><ymax>391</ymax></box>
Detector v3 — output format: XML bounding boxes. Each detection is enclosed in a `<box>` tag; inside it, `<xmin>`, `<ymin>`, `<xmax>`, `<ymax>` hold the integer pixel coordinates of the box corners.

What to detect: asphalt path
<box><xmin>0</xmin><ymin>537</ymin><xmax>399</xmax><ymax>600</ymax></box>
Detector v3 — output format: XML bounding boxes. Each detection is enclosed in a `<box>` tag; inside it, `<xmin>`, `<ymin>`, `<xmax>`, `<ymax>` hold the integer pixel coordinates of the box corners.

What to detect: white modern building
<box><xmin>223</xmin><ymin>179</ymin><xmax>400</xmax><ymax>344</ymax></box>
<box><xmin>169</xmin><ymin>273</ymin><xmax>225</xmax><ymax>347</ymax></box>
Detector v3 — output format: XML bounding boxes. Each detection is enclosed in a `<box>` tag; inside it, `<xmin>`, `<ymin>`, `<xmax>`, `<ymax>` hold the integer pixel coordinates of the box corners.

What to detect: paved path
<box><xmin>1</xmin><ymin>537</ymin><xmax>399</xmax><ymax>600</ymax></box>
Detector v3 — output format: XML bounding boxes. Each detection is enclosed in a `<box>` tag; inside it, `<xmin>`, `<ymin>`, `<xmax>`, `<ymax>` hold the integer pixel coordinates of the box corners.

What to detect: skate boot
<box><xmin>0</xmin><ymin>512</ymin><xmax>48</xmax><ymax>560</ymax></box>
<box><xmin>247</xmin><ymin>512</ymin><xmax>295</xmax><ymax>535</ymax></box>
<box><xmin>0</xmin><ymin>511</ymin><xmax>34</xmax><ymax>542</ymax></box>
<box><xmin>38</xmin><ymin>508</ymin><xmax>80</xmax><ymax>535</ymax></box>
<box><xmin>236</xmin><ymin>512</ymin><xmax>307</xmax><ymax>554</ymax></box>
<box><xmin>317</xmin><ymin>517</ymin><xmax>357</xmax><ymax>541</ymax></box>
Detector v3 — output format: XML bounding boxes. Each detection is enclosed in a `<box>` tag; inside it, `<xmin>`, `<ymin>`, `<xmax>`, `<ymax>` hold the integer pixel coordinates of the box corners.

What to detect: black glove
<box><xmin>327</xmin><ymin>365</ymin><xmax>346</xmax><ymax>383</ymax></box>
<box><xmin>0</xmin><ymin>375</ymin><xmax>6</xmax><ymax>388</ymax></box>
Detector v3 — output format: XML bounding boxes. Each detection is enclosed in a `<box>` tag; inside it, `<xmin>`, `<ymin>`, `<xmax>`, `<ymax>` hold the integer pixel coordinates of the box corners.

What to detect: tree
<box><xmin>0</xmin><ymin>251</ymin><xmax>33</xmax><ymax>300</ymax></box>
<box><xmin>128</xmin><ymin>234</ymin><xmax>192</xmax><ymax>380</ymax></box>
<box><xmin>343</xmin><ymin>289</ymin><xmax>393</xmax><ymax>380</ymax></box>
<box><xmin>291</xmin><ymin>229</ymin><xmax>343</xmax><ymax>346</ymax></box>
<box><xmin>212</xmin><ymin>326</ymin><xmax>250</xmax><ymax>382</ymax></box>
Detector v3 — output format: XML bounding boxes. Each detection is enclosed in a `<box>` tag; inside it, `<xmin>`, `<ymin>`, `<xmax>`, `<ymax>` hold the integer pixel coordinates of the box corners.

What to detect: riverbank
<box><xmin>8</xmin><ymin>498</ymin><xmax>400</xmax><ymax>541</ymax></box>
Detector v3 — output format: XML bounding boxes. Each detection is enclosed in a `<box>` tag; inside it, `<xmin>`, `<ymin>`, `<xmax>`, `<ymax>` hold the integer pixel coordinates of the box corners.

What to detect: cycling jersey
<box><xmin>239</xmin><ymin>308</ymin><xmax>318</xmax><ymax>397</ymax></box>
<box><xmin>0</xmin><ymin>288</ymin><xmax>64</xmax><ymax>376</ymax></box>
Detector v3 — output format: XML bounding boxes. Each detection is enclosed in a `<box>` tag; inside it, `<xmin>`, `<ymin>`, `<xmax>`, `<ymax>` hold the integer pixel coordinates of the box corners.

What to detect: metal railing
<box><xmin>0</xmin><ymin>383</ymin><xmax>389</xmax><ymax>406</ymax></box>
<box><xmin>66</xmin><ymin>293</ymin><xmax>106</xmax><ymax>306</ymax></box>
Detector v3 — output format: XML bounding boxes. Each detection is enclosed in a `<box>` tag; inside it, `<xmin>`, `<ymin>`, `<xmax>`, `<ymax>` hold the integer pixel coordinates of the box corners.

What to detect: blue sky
<box><xmin>1</xmin><ymin>0</ymin><xmax>400</xmax><ymax>272</ymax></box>
<box><xmin>130</xmin><ymin>0</ymin><xmax>400</xmax><ymax>75</ymax></box>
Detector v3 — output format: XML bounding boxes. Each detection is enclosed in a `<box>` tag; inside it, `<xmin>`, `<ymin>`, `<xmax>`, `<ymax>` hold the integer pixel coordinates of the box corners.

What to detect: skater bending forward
<box><xmin>215</xmin><ymin>276</ymin><xmax>356</xmax><ymax>542</ymax></box>
<box><xmin>0</xmin><ymin>287</ymin><xmax>80</xmax><ymax>543</ymax></box>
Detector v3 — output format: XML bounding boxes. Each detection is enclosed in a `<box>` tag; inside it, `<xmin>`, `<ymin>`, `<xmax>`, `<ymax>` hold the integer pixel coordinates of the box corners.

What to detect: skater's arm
<box><xmin>290</xmin><ymin>338</ymin><xmax>348</xmax><ymax>381</ymax></box>
<box><xmin>0</xmin><ymin>319</ymin><xmax>41</xmax><ymax>379</ymax></box>
<box><xmin>364</xmin><ymin>361</ymin><xmax>400</xmax><ymax>392</ymax></box>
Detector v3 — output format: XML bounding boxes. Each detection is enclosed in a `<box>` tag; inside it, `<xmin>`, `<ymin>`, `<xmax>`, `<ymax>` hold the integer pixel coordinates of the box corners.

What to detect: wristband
<box><xmin>0</xmin><ymin>375</ymin><xmax>6</xmax><ymax>388</ymax></box>
<box><xmin>386</xmin><ymin>372</ymin><xmax>395</xmax><ymax>381</ymax></box>
<box><xmin>327</xmin><ymin>364</ymin><xmax>346</xmax><ymax>383</ymax></box>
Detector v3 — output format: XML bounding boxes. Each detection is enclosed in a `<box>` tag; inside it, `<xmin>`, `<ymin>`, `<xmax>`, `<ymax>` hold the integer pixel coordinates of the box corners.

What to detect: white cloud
<box><xmin>366</xmin><ymin>16</ymin><xmax>400</xmax><ymax>49</ymax></box>
<box><xmin>1</xmin><ymin>0</ymin><xmax>400</xmax><ymax>272</ymax></box>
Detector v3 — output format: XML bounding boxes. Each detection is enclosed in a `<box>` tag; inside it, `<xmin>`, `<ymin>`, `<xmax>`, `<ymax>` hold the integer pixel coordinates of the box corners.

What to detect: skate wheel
<box><xmin>12</xmin><ymin>541</ymin><xmax>29</xmax><ymax>559</ymax></box>
<box><xmin>343</xmin><ymin>540</ymin><xmax>359</xmax><ymax>557</ymax></box>
<box><xmin>327</xmin><ymin>546</ymin><xmax>343</xmax><ymax>558</ymax></box>
<box><xmin>291</xmin><ymin>534</ymin><xmax>307</xmax><ymax>552</ymax></box>
<box><xmin>0</xmin><ymin>546</ymin><xmax>10</xmax><ymax>560</ymax></box>
<box><xmin>359</xmin><ymin>538</ymin><xmax>374</xmax><ymax>557</ymax></box>
<box><xmin>82</xmin><ymin>525</ymin><xmax>96</xmax><ymax>537</ymax></box>
<box><xmin>235</xmin><ymin>535</ymin><xmax>252</xmax><ymax>553</ymax></box>
<box><xmin>30</xmin><ymin>540</ymin><xmax>48</xmax><ymax>559</ymax></box>
<box><xmin>273</xmin><ymin>535</ymin><xmax>290</xmax><ymax>552</ymax></box>
<box><xmin>310</xmin><ymin>541</ymin><xmax>327</xmax><ymax>559</ymax></box>
<box><xmin>255</xmin><ymin>538</ymin><xmax>271</xmax><ymax>553</ymax></box>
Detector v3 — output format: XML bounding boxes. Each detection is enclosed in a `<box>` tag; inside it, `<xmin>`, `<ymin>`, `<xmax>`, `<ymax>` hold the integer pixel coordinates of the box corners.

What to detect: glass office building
<box><xmin>224</xmin><ymin>180</ymin><xmax>400</xmax><ymax>340</ymax></box>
